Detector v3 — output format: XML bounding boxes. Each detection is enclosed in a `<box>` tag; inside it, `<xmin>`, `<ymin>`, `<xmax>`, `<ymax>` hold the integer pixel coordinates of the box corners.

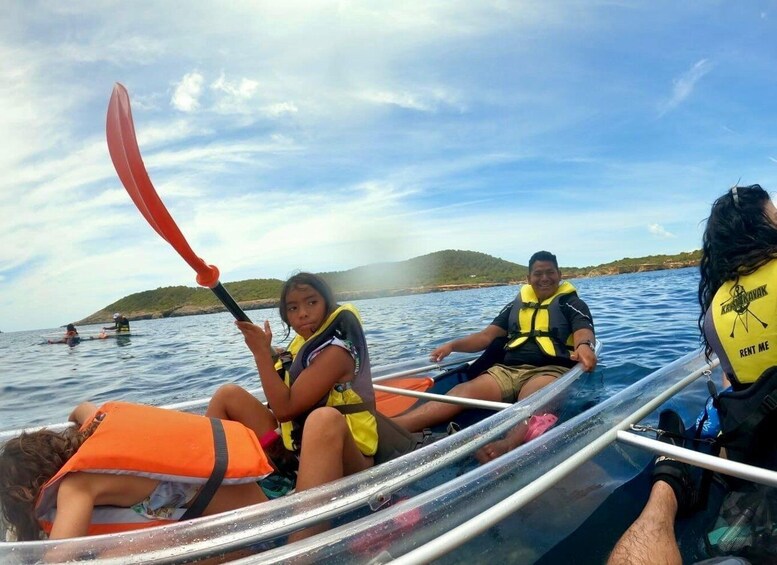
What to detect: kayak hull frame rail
<box><xmin>0</xmin><ymin>347</ymin><xmax>596</xmax><ymax>564</ymax></box>
<box><xmin>233</xmin><ymin>347</ymin><xmax>726</xmax><ymax>564</ymax></box>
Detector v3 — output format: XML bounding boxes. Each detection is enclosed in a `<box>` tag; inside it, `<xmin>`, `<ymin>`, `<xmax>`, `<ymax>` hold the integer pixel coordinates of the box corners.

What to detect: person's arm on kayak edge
<box><xmin>430</xmin><ymin>324</ymin><xmax>507</xmax><ymax>362</ymax></box>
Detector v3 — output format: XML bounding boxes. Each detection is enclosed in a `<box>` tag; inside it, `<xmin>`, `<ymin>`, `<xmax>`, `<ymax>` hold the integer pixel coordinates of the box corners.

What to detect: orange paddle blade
<box><xmin>106</xmin><ymin>83</ymin><xmax>219</xmax><ymax>288</ymax></box>
<box><xmin>376</xmin><ymin>376</ymin><xmax>434</xmax><ymax>417</ymax></box>
<box><xmin>106</xmin><ymin>84</ymin><xmax>251</xmax><ymax>322</ymax></box>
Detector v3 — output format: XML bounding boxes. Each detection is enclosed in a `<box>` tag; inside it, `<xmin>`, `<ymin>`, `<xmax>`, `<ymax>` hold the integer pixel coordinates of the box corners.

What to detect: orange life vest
<box><xmin>35</xmin><ymin>401</ymin><xmax>272</xmax><ymax>535</ymax></box>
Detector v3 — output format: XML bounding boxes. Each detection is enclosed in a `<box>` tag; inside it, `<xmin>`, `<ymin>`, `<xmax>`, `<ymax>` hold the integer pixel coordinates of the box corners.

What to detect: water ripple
<box><xmin>0</xmin><ymin>268</ymin><xmax>702</xmax><ymax>430</ymax></box>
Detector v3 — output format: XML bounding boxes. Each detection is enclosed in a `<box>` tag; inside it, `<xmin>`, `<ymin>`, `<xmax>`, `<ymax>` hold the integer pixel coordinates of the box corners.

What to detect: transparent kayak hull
<box><xmin>0</xmin><ymin>349</ymin><xmax>595</xmax><ymax>564</ymax></box>
<box><xmin>233</xmin><ymin>348</ymin><xmax>716</xmax><ymax>564</ymax></box>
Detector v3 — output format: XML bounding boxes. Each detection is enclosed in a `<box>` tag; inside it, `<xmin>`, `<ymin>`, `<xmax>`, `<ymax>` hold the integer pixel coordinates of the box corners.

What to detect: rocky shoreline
<box><xmin>77</xmin><ymin>260</ymin><xmax>699</xmax><ymax>326</ymax></box>
<box><xmin>76</xmin><ymin>282</ymin><xmax>508</xmax><ymax>325</ymax></box>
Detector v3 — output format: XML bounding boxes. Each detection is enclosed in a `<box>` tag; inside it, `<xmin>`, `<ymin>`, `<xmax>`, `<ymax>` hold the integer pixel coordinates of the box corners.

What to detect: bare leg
<box><xmin>204</xmin><ymin>482</ymin><xmax>269</xmax><ymax>515</ymax></box>
<box><xmin>391</xmin><ymin>372</ymin><xmax>503</xmax><ymax>432</ymax></box>
<box><xmin>473</xmin><ymin>373</ymin><xmax>559</xmax><ymax>464</ymax></box>
<box><xmin>607</xmin><ymin>481</ymin><xmax>681</xmax><ymax>565</ymax></box>
<box><xmin>475</xmin><ymin>419</ymin><xmax>530</xmax><ymax>464</ymax></box>
<box><xmin>516</xmin><ymin>373</ymin><xmax>558</xmax><ymax>400</ymax></box>
<box><xmin>206</xmin><ymin>383</ymin><xmax>278</xmax><ymax>439</ymax></box>
<box><xmin>290</xmin><ymin>407</ymin><xmax>373</xmax><ymax>541</ymax></box>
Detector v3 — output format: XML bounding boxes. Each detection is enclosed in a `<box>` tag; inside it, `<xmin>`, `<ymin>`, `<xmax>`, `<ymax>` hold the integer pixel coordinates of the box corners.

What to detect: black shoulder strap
<box><xmin>180</xmin><ymin>418</ymin><xmax>228</xmax><ymax>521</ymax></box>
<box><xmin>715</xmin><ymin>366</ymin><xmax>777</xmax><ymax>463</ymax></box>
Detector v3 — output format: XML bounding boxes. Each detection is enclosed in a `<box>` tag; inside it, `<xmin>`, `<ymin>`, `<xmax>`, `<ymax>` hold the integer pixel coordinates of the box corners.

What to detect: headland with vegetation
<box><xmin>76</xmin><ymin>249</ymin><xmax>701</xmax><ymax>325</ymax></box>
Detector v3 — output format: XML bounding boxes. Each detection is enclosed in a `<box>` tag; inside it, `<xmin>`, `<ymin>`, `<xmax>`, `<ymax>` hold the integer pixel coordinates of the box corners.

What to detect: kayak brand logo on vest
<box><xmin>721</xmin><ymin>283</ymin><xmax>768</xmax><ymax>337</ymax></box>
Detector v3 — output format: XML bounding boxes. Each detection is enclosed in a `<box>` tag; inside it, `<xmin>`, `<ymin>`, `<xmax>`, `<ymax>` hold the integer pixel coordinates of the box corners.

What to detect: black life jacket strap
<box><xmin>716</xmin><ymin>375</ymin><xmax>777</xmax><ymax>448</ymax></box>
<box><xmin>180</xmin><ymin>418</ymin><xmax>228</xmax><ymax>521</ymax></box>
<box><xmin>522</xmin><ymin>301</ymin><xmax>549</xmax><ymax>311</ymax></box>
<box><xmin>510</xmin><ymin>329</ymin><xmax>555</xmax><ymax>340</ymax></box>
<box><xmin>332</xmin><ymin>402</ymin><xmax>371</xmax><ymax>415</ymax></box>
<box><xmin>291</xmin><ymin>401</ymin><xmax>375</xmax><ymax>452</ymax></box>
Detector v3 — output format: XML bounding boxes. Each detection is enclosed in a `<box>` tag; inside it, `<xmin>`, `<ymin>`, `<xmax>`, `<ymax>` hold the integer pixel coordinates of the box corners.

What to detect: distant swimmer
<box><xmin>48</xmin><ymin>324</ymin><xmax>80</xmax><ymax>345</ymax></box>
<box><xmin>103</xmin><ymin>313</ymin><xmax>130</xmax><ymax>332</ymax></box>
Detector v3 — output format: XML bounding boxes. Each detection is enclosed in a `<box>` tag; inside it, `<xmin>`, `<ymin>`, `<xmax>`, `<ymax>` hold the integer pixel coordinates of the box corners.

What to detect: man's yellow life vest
<box><xmin>505</xmin><ymin>281</ymin><xmax>578</xmax><ymax>357</ymax></box>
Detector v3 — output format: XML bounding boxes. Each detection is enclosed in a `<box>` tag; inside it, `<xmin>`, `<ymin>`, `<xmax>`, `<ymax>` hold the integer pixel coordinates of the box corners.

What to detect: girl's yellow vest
<box><xmin>277</xmin><ymin>304</ymin><xmax>378</xmax><ymax>456</ymax></box>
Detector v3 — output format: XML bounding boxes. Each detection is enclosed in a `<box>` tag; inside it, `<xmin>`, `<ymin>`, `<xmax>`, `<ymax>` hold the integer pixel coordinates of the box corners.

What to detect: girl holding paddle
<box><xmin>206</xmin><ymin>273</ymin><xmax>380</xmax><ymax>536</ymax></box>
<box><xmin>105</xmin><ymin>86</ymin><xmax>391</xmax><ymax>540</ymax></box>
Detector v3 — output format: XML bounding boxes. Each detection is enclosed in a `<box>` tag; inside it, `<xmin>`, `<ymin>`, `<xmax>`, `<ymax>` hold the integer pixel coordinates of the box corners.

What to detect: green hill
<box><xmin>321</xmin><ymin>250</ymin><xmax>527</xmax><ymax>290</ymax></box>
<box><xmin>77</xmin><ymin>248</ymin><xmax>700</xmax><ymax>324</ymax></box>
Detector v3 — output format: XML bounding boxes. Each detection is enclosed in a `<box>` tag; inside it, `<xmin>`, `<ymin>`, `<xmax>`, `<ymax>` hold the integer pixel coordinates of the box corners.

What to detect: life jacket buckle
<box><xmin>761</xmin><ymin>391</ymin><xmax>777</xmax><ymax>412</ymax></box>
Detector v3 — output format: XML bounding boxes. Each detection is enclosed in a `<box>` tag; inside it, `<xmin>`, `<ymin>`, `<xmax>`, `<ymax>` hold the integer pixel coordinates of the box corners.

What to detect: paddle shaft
<box><xmin>211</xmin><ymin>282</ymin><xmax>251</xmax><ymax>322</ymax></box>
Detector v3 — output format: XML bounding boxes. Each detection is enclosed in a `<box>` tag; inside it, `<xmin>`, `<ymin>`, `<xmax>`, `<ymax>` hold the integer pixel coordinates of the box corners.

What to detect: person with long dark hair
<box><xmin>610</xmin><ymin>184</ymin><xmax>777</xmax><ymax>564</ymax></box>
<box><xmin>205</xmin><ymin>272</ymin><xmax>382</xmax><ymax>538</ymax></box>
<box><xmin>0</xmin><ymin>401</ymin><xmax>272</xmax><ymax>544</ymax></box>
<box><xmin>698</xmin><ymin>184</ymin><xmax>777</xmax><ymax>373</ymax></box>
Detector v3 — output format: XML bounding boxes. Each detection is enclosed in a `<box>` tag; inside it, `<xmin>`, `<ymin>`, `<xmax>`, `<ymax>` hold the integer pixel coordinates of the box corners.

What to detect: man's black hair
<box><xmin>528</xmin><ymin>251</ymin><xmax>559</xmax><ymax>271</ymax></box>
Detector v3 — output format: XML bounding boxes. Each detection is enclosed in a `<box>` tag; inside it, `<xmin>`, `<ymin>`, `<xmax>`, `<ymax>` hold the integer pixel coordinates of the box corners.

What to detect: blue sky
<box><xmin>2</xmin><ymin>1</ymin><xmax>777</xmax><ymax>332</ymax></box>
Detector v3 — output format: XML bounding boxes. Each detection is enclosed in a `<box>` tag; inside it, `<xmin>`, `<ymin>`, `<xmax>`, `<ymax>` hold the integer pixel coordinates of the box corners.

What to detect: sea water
<box><xmin>0</xmin><ymin>268</ymin><xmax>710</xmax><ymax>562</ymax></box>
<box><xmin>0</xmin><ymin>267</ymin><xmax>702</xmax><ymax>431</ymax></box>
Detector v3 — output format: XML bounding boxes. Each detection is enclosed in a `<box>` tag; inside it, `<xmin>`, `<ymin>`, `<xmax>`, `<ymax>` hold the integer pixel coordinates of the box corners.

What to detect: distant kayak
<box><xmin>97</xmin><ymin>331</ymin><xmax>133</xmax><ymax>338</ymax></box>
<box><xmin>41</xmin><ymin>332</ymin><xmax>134</xmax><ymax>344</ymax></box>
<box><xmin>44</xmin><ymin>336</ymin><xmax>82</xmax><ymax>346</ymax></box>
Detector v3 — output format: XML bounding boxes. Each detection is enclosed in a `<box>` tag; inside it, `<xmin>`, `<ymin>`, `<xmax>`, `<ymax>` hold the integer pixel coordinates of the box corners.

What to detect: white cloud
<box><xmin>263</xmin><ymin>102</ymin><xmax>299</xmax><ymax>117</ymax></box>
<box><xmin>358</xmin><ymin>88</ymin><xmax>464</xmax><ymax>113</ymax></box>
<box><xmin>648</xmin><ymin>224</ymin><xmax>676</xmax><ymax>238</ymax></box>
<box><xmin>210</xmin><ymin>73</ymin><xmax>260</xmax><ymax>115</ymax></box>
<box><xmin>211</xmin><ymin>74</ymin><xmax>259</xmax><ymax>99</ymax></box>
<box><xmin>659</xmin><ymin>59</ymin><xmax>713</xmax><ymax>116</ymax></box>
<box><xmin>171</xmin><ymin>72</ymin><xmax>205</xmax><ymax>112</ymax></box>
<box><xmin>61</xmin><ymin>35</ymin><xmax>165</xmax><ymax>66</ymax></box>
<box><xmin>2</xmin><ymin>2</ymin><xmax>775</xmax><ymax>332</ymax></box>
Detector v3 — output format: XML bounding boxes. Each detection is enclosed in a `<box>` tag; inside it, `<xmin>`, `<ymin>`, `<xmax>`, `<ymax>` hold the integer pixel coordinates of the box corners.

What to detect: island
<box><xmin>76</xmin><ymin>249</ymin><xmax>701</xmax><ymax>325</ymax></box>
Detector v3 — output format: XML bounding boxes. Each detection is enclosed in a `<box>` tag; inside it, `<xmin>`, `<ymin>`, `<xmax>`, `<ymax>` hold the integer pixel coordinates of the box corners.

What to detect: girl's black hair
<box><xmin>279</xmin><ymin>273</ymin><xmax>338</xmax><ymax>338</ymax></box>
<box><xmin>698</xmin><ymin>184</ymin><xmax>777</xmax><ymax>356</ymax></box>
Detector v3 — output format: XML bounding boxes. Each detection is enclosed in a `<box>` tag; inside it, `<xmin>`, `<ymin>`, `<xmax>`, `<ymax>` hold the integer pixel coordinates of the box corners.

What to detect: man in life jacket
<box><xmin>392</xmin><ymin>250</ymin><xmax>597</xmax><ymax>435</ymax></box>
<box><xmin>103</xmin><ymin>312</ymin><xmax>130</xmax><ymax>332</ymax></box>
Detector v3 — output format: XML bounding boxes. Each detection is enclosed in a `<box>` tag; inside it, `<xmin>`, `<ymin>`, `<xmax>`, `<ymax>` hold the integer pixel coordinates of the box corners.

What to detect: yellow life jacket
<box><xmin>35</xmin><ymin>402</ymin><xmax>273</xmax><ymax>536</ymax></box>
<box><xmin>709</xmin><ymin>259</ymin><xmax>777</xmax><ymax>387</ymax></box>
<box><xmin>505</xmin><ymin>281</ymin><xmax>578</xmax><ymax>357</ymax></box>
<box><xmin>276</xmin><ymin>304</ymin><xmax>378</xmax><ymax>456</ymax></box>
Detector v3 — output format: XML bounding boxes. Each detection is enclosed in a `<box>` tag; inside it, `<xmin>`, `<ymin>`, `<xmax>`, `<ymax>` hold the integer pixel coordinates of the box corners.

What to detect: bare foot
<box><xmin>475</xmin><ymin>438</ymin><xmax>511</xmax><ymax>464</ymax></box>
